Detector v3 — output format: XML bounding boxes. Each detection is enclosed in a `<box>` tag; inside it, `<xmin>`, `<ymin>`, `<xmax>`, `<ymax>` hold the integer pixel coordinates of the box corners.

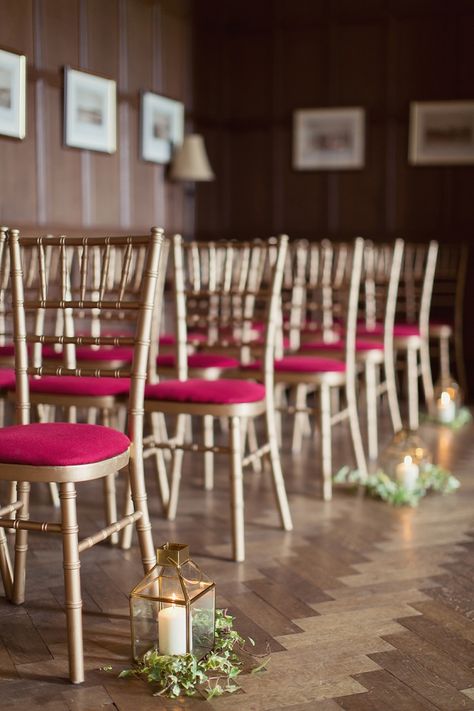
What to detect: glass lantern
<box><xmin>130</xmin><ymin>542</ymin><xmax>215</xmax><ymax>661</ymax></box>
<box><xmin>433</xmin><ymin>376</ymin><xmax>462</xmax><ymax>424</ymax></box>
<box><xmin>379</xmin><ymin>428</ymin><xmax>431</xmax><ymax>491</ymax></box>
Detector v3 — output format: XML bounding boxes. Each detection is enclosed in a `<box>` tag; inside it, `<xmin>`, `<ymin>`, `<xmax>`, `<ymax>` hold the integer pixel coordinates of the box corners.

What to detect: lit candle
<box><xmin>395</xmin><ymin>455</ymin><xmax>419</xmax><ymax>491</ymax></box>
<box><xmin>437</xmin><ymin>391</ymin><xmax>456</xmax><ymax>424</ymax></box>
<box><xmin>158</xmin><ymin>598</ymin><xmax>189</xmax><ymax>655</ymax></box>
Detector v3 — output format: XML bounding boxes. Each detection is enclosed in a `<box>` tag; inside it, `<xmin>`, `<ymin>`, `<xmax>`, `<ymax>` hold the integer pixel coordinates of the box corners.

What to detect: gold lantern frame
<box><xmin>130</xmin><ymin>542</ymin><xmax>216</xmax><ymax>660</ymax></box>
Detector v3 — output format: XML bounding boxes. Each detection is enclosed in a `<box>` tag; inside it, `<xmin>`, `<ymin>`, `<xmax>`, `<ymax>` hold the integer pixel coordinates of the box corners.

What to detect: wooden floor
<box><xmin>0</xmin><ymin>411</ymin><xmax>473</xmax><ymax>710</ymax></box>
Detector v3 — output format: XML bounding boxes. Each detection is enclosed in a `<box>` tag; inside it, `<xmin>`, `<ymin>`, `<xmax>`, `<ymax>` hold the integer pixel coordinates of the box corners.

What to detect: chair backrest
<box><xmin>361</xmin><ymin>239</ymin><xmax>405</xmax><ymax>335</ymax></box>
<box><xmin>400</xmin><ymin>241</ymin><xmax>439</xmax><ymax>335</ymax></box>
<box><xmin>7</xmin><ymin>228</ymin><xmax>165</xmax><ymax>443</ymax></box>
<box><xmin>284</xmin><ymin>238</ymin><xmax>365</xmax><ymax>369</ymax></box>
<box><xmin>169</xmin><ymin>234</ymin><xmax>288</xmax><ymax>386</ymax></box>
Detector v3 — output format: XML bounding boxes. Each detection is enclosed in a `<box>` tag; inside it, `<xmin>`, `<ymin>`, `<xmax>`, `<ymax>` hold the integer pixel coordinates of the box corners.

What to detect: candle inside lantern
<box><xmin>158</xmin><ymin>596</ymin><xmax>189</xmax><ymax>655</ymax></box>
<box><xmin>437</xmin><ymin>390</ymin><xmax>456</xmax><ymax>424</ymax></box>
<box><xmin>395</xmin><ymin>455</ymin><xmax>419</xmax><ymax>491</ymax></box>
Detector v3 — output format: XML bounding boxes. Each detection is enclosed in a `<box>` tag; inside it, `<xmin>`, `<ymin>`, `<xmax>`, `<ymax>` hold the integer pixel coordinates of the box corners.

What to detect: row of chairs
<box><xmin>0</xmin><ymin>228</ymin><xmax>464</xmax><ymax>684</ymax></box>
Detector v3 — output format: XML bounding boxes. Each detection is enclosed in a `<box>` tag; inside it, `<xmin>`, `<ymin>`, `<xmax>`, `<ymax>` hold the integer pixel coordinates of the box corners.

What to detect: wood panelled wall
<box><xmin>0</xmin><ymin>0</ymin><xmax>192</xmax><ymax>234</ymax></box>
<box><xmin>192</xmin><ymin>0</ymin><xmax>474</xmax><ymax>390</ymax></box>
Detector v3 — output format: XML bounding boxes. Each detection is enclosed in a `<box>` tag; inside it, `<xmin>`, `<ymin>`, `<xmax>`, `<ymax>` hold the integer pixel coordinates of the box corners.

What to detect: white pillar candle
<box><xmin>158</xmin><ymin>604</ymin><xmax>189</xmax><ymax>655</ymax></box>
<box><xmin>396</xmin><ymin>455</ymin><xmax>419</xmax><ymax>492</ymax></box>
<box><xmin>437</xmin><ymin>391</ymin><xmax>456</xmax><ymax>424</ymax></box>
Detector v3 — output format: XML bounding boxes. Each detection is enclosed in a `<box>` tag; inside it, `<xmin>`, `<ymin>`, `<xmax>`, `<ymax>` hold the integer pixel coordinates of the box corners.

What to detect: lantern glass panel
<box><xmin>380</xmin><ymin>428</ymin><xmax>431</xmax><ymax>479</ymax></box>
<box><xmin>130</xmin><ymin>549</ymin><xmax>215</xmax><ymax>661</ymax></box>
<box><xmin>191</xmin><ymin>587</ymin><xmax>216</xmax><ymax>659</ymax></box>
<box><xmin>434</xmin><ymin>376</ymin><xmax>462</xmax><ymax>423</ymax></box>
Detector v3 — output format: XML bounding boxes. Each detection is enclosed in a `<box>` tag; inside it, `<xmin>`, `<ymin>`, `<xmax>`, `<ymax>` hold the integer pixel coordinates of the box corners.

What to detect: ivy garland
<box><xmin>421</xmin><ymin>407</ymin><xmax>472</xmax><ymax>430</ymax></box>
<box><xmin>334</xmin><ymin>463</ymin><xmax>460</xmax><ymax>507</ymax></box>
<box><xmin>117</xmin><ymin>609</ymin><xmax>270</xmax><ymax>700</ymax></box>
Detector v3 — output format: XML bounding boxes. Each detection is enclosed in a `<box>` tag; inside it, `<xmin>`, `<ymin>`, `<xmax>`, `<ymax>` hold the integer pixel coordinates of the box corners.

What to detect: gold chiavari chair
<box><xmin>394</xmin><ymin>241</ymin><xmax>438</xmax><ymax>428</ymax></box>
<box><xmin>143</xmin><ymin>234</ymin><xmax>293</xmax><ymax>562</ymax></box>
<box><xmin>428</xmin><ymin>243</ymin><xmax>468</xmax><ymax>394</ymax></box>
<box><xmin>243</xmin><ymin>238</ymin><xmax>368</xmax><ymax>501</ymax></box>
<box><xmin>300</xmin><ymin>239</ymin><xmax>405</xmax><ymax>460</ymax></box>
<box><xmin>0</xmin><ymin>228</ymin><xmax>163</xmax><ymax>684</ymax></box>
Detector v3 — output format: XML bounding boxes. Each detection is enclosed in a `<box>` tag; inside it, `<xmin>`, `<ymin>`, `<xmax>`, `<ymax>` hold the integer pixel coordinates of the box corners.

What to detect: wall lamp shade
<box><xmin>170</xmin><ymin>134</ymin><xmax>215</xmax><ymax>181</ymax></box>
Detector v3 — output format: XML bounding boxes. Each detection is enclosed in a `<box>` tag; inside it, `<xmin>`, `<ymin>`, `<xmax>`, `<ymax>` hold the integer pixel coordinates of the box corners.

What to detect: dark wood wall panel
<box><xmin>0</xmin><ymin>0</ymin><xmax>193</xmax><ymax>234</ymax></box>
<box><xmin>193</xmin><ymin>0</ymin><xmax>474</xmax><ymax>385</ymax></box>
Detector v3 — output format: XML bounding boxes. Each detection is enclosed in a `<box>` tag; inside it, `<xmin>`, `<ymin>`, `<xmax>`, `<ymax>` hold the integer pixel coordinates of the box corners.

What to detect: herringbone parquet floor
<box><xmin>0</xmin><ymin>414</ymin><xmax>473</xmax><ymax>710</ymax></box>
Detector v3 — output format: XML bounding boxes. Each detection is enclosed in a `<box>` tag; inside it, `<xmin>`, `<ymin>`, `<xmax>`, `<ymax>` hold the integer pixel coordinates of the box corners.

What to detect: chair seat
<box><xmin>243</xmin><ymin>356</ymin><xmax>346</xmax><ymax>373</ymax></box>
<box><xmin>0</xmin><ymin>422</ymin><xmax>130</xmax><ymax>467</ymax></box>
<box><xmin>0</xmin><ymin>369</ymin><xmax>16</xmax><ymax>389</ymax></box>
<box><xmin>0</xmin><ymin>344</ymin><xmax>15</xmax><ymax>357</ymax></box>
<box><xmin>145</xmin><ymin>378</ymin><xmax>266</xmax><ymax>404</ymax></box>
<box><xmin>157</xmin><ymin>353</ymin><xmax>240</xmax><ymax>369</ymax></box>
<box><xmin>300</xmin><ymin>339</ymin><xmax>384</xmax><ymax>353</ymax></box>
<box><xmin>26</xmin><ymin>375</ymin><xmax>131</xmax><ymax>397</ymax></box>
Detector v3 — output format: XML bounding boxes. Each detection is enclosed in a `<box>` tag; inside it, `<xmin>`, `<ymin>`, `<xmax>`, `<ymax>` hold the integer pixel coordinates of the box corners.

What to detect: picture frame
<box><xmin>140</xmin><ymin>91</ymin><xmax>184</xmax><ymax>164</ymax></box>
<box><xmin>64</xmin><ymin>67</ymin><xmax>116</xmax><ymax>154</ymax></box>
<box><xmin>0</xmin><ymin>48</ymin><xmax>26</xmax><ymax>139</ymax></box>
<box><xmin>409</xmin><ymin>101</ymin><xmax>474</xmax><ymax>166</ymax></box>
<box><xmin>293</xmin><ymin>107</ymin><xmax>365</xmax><ymax>170</ymax></box>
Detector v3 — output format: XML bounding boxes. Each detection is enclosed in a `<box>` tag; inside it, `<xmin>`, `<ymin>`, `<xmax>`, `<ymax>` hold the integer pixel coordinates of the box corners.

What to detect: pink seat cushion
<box><xmin>27</xmin><ymin>376</ymin><xmax>131</xmax><ymax>397</ymax></box>
<box><xmin>301</xmin><ymin>339</ymin><xmax>384</xmax><ymax>353</ymax></box>
<box><xmin>75</xmin><ymin>346</ymin><xmax>134</xmax><ymax>362</ymax></box>
<box><xmin>0</xmin><ymin>369</ymin><xmax>15</xmax><ymax>389</ymax></box>
<box><xmin>159</xmin><ymin>333</ymin><xmax>175</xmax><ymax>346</ymax></box>
<box><xmin>0</xmin><ymin>344</ymin><xmax>15</xmax><ymax>357</ymax></box>
<box><xmin>0</xmin><ymin>422</ymin><xmax>130</xmax><ymax>466</ymax></box>
<box><xmin>356</xmin><ymin>322</ymin><xmax>384</xmax><ymax>337</ymax></box>
<box><xmin>145</xmin><ymin>378</ymin><xmax>266</xmax><ymax>404</ymax></box>
<box><xmin>242</xmin><ymin>356</ymin><xmax>346</xmax><ymax>373</ymax></box>
<box><xmin>357</xmin><ymin>322</ymin><xmax>421</xmax><ymax>338</ymax></box>
<box><xmin>393</xmin><ymin>323</ymin><xmax>420</xmax><ymax>337</ymax></box>
<box><xmin>42</xmin><ymin>345</ymin><xmax>135</xmax><ymax>362</ymax></box>
<box><xmin>157</xmin><ymin>354</ymin><xmax>239</xmax><ymax>369</ymax></box>
<box><xmin>275</xmin><ymin>356</ymin><xmax>346</xmax><ymax>373</ymax></box>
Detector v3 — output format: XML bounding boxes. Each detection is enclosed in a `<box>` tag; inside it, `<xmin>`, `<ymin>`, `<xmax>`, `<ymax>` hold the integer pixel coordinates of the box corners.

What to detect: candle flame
<box><xmin>403</xmin><ymin>455</ymin><xmax>412</xmax><ymax>466</ymax></box>
<box><xmin>440</xmin><ymin>391</ymin><xmax>450</xmax><ymax>405</ymax></box>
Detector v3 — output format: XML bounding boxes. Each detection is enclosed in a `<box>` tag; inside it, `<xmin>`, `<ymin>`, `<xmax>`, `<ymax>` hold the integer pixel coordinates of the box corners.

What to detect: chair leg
<box><xmin>292</xmin><ymin>384</ymin><xmax>308</xmax><ymax>453</ymax></box>
<box><xmin>439</xmin><ymin>335</ymin><xmax>451</xmax><ymax>381</ymax></box>
<box><xmin>385</xmin><ymin>347</ymin><xmax>402</xmax><ymax>433</ymax></box>
<box><xmin>101</xmin><ymin>409</ymin><xmax>118</xmax><ymax>545</ymax></box>
<box><xmin>241</xmin><ymin>417</ymin><xmax>263</xmax><ymax>474</ymax></box>
<box><xmin>12</xmin><ymin>481</ymin><xmax>31</xmax><ymax>605</ymax></box>
<box><xmin>265</xmin><ymin>408</ymin><xmax>293</xmax><ymax>532</ymax></box>
<box><xmin>319</xmin><ymin>383</ymin><xmax>333</xmax><ymax>501</ymax></box>
<box><xmin>150</xmin><ymin>412</ymin><xmax>170</xmax><ymax>507</ymax></box>
<box><xmin>229</xmin><ymin>417</ymin><xmax>245</xmax><ymax>562</ymax></box>
<box><xmin>420</xmin><ymin>339</ymin><xmax>434</xmax><ymax>415</ymax></box>
<box><xmin>119</xmin><ymin>477</ymin><xmax>134</xmax><ymax>550</ymax></box>
<box><xmin>407</xmin><ymin>347</ymin><xmax>419</xmax><ymax>430</ymax></box>
<box><xmin>167</xmin><ymin>414</ymin><xmax>187</xmax><ymax>521</ymax></box>
<box><xmin>365</xmin><ymin>359</ymin><xmax>378</xmax><ymax>460</ymax></box>
<box><xmin>128</xmin><ymin>449</ymin><xmax>156</xmax><ymax>573</ymax></box>
<box><xmin>59</xmin><ymin>482</ymin><xmax>84</xmax><ymax>684</ymax></box>
<box><xmin>203</xmin><ymin>415</ymin><xmax>214</xmax><ymax>490</ymax></box>
<box><xmin>0</xmin><ymin>526</ymin><xmax>13</xmax><ymax>600</ymax></box>
<box><xmin>274</xmin><ymin>383</ymin><xmax>285</xmax><ymax>446</ymax></box>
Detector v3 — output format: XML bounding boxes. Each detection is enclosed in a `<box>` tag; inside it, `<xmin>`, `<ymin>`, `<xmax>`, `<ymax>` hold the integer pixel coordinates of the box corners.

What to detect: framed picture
<box><xmin>293</xmin><ymin>107</ymin><xmax>365</xmax><ymax>170</ymax></box>
<box><xmin>409</xmin><ymin>101</ymin><xmax>474</xmax><ymax>165</ymax></box>
<box><xmin>64</xmin><ymin>67</ymin><xmax>116</xmax><ymax>153</ymax></box>
<box><xmin>0</xmin><ymin>48</ymin><xmax>26</xmax><ymax>139</ymax></box>
<box><xmin>140</xmin><ymin>91</ymin><xmax>184</xmax><ymax>164</ymax></box>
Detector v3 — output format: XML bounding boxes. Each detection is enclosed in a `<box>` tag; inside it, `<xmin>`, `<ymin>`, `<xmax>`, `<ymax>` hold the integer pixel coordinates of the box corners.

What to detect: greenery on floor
<box><xmin>334</xmin><ymin>464</ymin><xmax>460</xmax><ymax>507</ymax></box>
<box><xmin>118</xmin><ymin>609</ymin><xmax>269</xmax><ymax>699</ymax></box>
<box><xmin>421</xmin><ymin>407</ymin><xmax>472</xmax><ymax>430</ymax></box>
